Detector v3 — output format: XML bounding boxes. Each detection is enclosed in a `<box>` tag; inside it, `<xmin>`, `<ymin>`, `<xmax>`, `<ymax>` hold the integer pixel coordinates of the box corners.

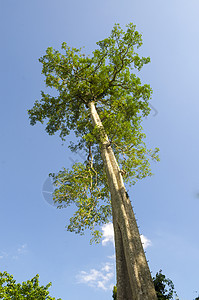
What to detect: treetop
<box><xmin>28</xmin><ymin>23</ymin><xmax>159</xmax><ymax>240</ymax></box>
<box><xmin>28</xmin><ymin>23</ymin><xmax>151</xmax><ymax>141</ymax></box>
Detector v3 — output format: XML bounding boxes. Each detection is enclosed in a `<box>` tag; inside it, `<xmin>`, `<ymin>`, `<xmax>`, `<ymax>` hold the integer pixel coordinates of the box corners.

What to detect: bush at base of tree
<box><xmin>0</xmin><ymin>271</ymin><xmax>62</xmax><ymax>300</ymax></box>
<box><xmin>153</xmin><ymin>270</ymin><xmax>176</xmax><ymax>300</ymax></box>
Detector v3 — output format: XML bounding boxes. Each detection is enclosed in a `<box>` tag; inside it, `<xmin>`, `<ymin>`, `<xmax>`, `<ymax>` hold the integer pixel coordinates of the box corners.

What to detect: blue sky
<box><xmin>0</xmin><ymin>0</ymin><xmax>199</xmax><ymax>299</ymax></box>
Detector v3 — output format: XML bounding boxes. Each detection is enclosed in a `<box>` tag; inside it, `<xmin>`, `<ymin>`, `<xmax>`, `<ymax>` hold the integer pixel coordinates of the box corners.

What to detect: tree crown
<box><xmin>28</xmin><ymin>23</ymin><xmax>159</xmax><ymax>241</ymax></box>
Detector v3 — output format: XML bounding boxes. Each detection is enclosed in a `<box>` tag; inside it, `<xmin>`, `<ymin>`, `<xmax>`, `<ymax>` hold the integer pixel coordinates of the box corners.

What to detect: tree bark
<box><xmin>88</xmin><ymin>101</ymin><xmax>157</xmax><ymax>300</ymax></box>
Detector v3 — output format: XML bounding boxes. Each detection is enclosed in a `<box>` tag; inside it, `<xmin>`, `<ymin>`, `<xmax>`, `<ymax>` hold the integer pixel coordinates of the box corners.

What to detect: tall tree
<box><xmin>28</xmin><ymin>23</ymin><xmax>159</xmax><ymax>299</ymax></box>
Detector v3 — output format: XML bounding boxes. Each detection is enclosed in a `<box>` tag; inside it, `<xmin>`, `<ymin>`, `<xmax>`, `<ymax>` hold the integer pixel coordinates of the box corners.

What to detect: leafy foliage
<box><xmin>28</xmin><ymin>23</ymin><xmax>159</xmax><ymax>240</ymax></box>
<box><xmin>50</xmin><ymin>162</ymin><xmax>110</xmax><ymax>242</ymax></box>
<box><xmin>153</xmin><ymin>270</ymin><xmax>176</xmax><ymax>300</ymax></box>
<box><xmin>112</xmin><ymin>285</ymin><xmax>117</xmax><ymax>300</ymax></box>
<box><xmin>0</xmin><ymin>272</ymin><xmax>61</xmax><ymax>300</ymax></box>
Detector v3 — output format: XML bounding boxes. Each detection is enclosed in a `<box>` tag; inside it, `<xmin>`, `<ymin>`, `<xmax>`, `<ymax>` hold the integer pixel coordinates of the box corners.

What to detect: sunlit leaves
<box><xmin>0</xmin><ymin>272</ymin><xmax>61</xmax><ymax>300</ymax></box>
<box><xmin>28</xmin><ymin>23</ymin><xmax>159</xmax><ymax>240</ymax></box>
<box><xmin>28</xmin><ymin>23</ymin><xmax>152</xmax><ymax>141</ymax></box>
<box><xmin>50</xmin><ymin>163</ymin><xmax>111</xmax><ymax>242</ymax></box>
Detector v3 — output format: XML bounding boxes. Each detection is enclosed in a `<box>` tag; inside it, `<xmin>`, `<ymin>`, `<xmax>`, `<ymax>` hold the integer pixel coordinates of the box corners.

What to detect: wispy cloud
<box><xmin>101</xmin><ymin>223</ymin><xmax>152</xmax><ymax>249</ymax></box>
<box><xmin>12</xmin><ymin>244</ymin><xmax>28</xmax><ymax>259</ymax></box>
<box><xmin>17</xmin><ymin>244</ymin><xmax>27</xmax><ymax>254</ymax></box>
<box><xmin>0</xmin><ymin>244</ymin><xmax>28</xmax><ymax>260</ymax></box>
<box><xmin>0</xmin><ymin>251</ymin><xmax>9</xmax><ymax>260</ymax></box>
<box><xmin>107</xmin><ymin>254</ymin><xmax>116</xmax><ymax>260</ymax></box>
<box><xmin>0</xmin><ymin>253</ymin><xmax>7</xmax><ymax>260</ymax></box>
<box><xmin>77</xmin><ymin>260</ymin><xmax>115</xmax><ymax>291</ymax></box>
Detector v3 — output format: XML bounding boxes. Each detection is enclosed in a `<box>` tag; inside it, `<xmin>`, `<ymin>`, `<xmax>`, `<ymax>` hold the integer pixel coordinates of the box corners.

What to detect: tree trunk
<box><xmin>88</xmin><ymin>101</ymin><xmax>157</xmax><ymax>300</ymax></box>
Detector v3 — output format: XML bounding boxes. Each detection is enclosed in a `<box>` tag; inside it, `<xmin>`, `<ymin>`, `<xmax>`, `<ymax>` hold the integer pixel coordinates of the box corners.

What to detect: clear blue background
<box><xmin>0</xmin><ymin>0</ymin><xmax>199</xmax><ymax>299</ymax></box>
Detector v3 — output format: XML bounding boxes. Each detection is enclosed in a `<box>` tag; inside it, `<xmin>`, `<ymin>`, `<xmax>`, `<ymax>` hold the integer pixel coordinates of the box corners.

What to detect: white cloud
<box><xmin>77</xmin><ymin>261</ymin><xmax>115</xmax><ymax>291</ymax></box>
<box><xmin>79</xmin><ymin>269</ymin><xmax>101</xmax><ymax>283</ymax></box>
<box><xmin>101</xmin><ymin>223</ymin><xmax>152</xmax><ymax>250</ymax></box>
<box><xmin>102</xmin><ymin>223</ymin><xmax>114</xmax><ymax>246</ymax></box>
<box><xmin>140</xmin><ymin>235</ymin><xmax>152</xmax><ymax>249</ymax></box>
<box><xmin>102</xmin><ymin>264</ymin><xmax>112</xmax><ymax>272</ymax></box>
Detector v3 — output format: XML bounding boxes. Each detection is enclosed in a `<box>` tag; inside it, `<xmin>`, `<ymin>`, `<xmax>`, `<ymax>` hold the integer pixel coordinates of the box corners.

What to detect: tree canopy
<box><xmin>0</xmin><ymin>272</ymin><xmax>61</xmax><ymax>300</ymax></box>
<box><xmin>28</xmin><ymin>23</ymin><xmax>159</xmax><ymax>242</ymax></box>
